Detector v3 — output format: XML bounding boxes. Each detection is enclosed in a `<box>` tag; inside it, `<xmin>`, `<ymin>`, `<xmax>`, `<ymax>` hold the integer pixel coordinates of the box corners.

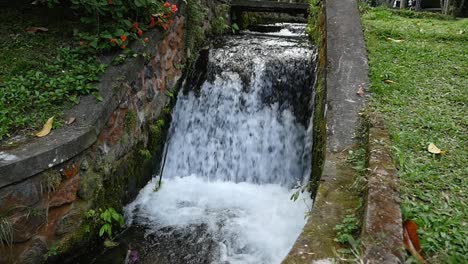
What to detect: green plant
<box><xmin>99</xmin><ymin>208</ymin><xmax>124</xmax><ymax>238</ymax></box>
<box><xmin>45</xmin><ymin>244</ymin><xmax>61</xmax><ymax>258</ymax></box>
<box><xmin>211</xmin><ymin>16</ymin><xmax>230</xmax><ymax>35</ymax></box>
<box><xmin>0</xmin><ymin>47</ymin><xmax>106</xmax><ymax>139</ymax></box>
<box><xmin>334</xmin><ymin>211</ymin><xmax>360</xmax><ymax>245</ymax></box>
<box><xmin>83</xmin><ymin>208</ymin><xmax>124</xmax><ymax>240</ymax></box>
<box><xmin>49</xmin><ymin>0</ymin><xmax>178</xmax><ymax>52</ymax></box>
<box><xmin>231</xmin><ymin>23</ymin><xmax>240</xmax><ymax>34</ymax></box>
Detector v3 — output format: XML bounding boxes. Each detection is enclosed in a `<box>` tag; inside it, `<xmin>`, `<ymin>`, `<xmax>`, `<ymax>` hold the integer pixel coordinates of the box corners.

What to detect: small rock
<box><xmin>80</xmin><ymin>159</ymin><xmax>90</xmax><ymax>171</ymax></box>
<box><xmin>131</xmin><ymin>79</ymin><xmax>142</xmax><ymax>94</ymax></box>
<box><xmin>55</xmin><ymin>205</ymin><xmax>83</xmax><ymax>236</ymax></box>
<box><xmin>146</xmin><ymin>81</ymin><xmax>156</xmax><ymax>102</ymax></box>
<box><xmin>17</xmin><ymin>236</ymin><xmax>48</xmax><ymax>264</ymax></box>
<box><xmin>48</xmin><ymin>175</ymin><xmax>80</xmax><ymax>208</ymax></box>
<box><xmin>145</xmin><ymin>65</ymin><xmax>154</xmax><ymax>79</ymax></box>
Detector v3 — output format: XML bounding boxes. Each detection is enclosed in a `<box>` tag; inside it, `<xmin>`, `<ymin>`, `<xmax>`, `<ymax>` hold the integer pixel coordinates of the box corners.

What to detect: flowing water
<box><xmin>93</xmin><ymin>23</ymin><xmax>317</xmax><ymax>264</ymax></box>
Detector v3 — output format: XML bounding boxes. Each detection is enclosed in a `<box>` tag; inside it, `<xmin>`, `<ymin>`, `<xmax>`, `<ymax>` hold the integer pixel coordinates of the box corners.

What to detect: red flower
<box><xmin>137</xmin><ymin>29</ymin><xmax>143</xmax><ymax>36</ymax></box>
<box><xmin>163</xmin><ymin>2</ymin><xmax>170</xmax><ymax>7</ymax></box>
<box><xmin>163</xmin><ymin>24</ymin><xmax>169</xmax><ymax>30</ymax></box>
<box><xmin>120</xmin><ymin>35</ymin><xmax>127</xmax><ymax>41</ymax></box>
<box><xmin>132</xmin><ymin>22</ymin><xmax>139</xmax><ymax>29</ymax></box>
<box><xmin>108</xmin><ymin>0</ymin><xmax>113</xmax><ymax>4</ymax></box>
<box><xmin>171</xmin><ymin>4</ymin><xmax>178</xmax><ymax>13</ymax></box>
<box><xmin>169</xmin><ymin>19</ymin><xmax>174</xmax><ymax>25</ymax></box>
<box><xmin>144</xmin><ymin>37</ymin><xmax>149</xmax><ymax>43</ymax></box>
<box><xmin>110</xmin><ymin>38</ymin><xmax>116</xmax><ymax>44</ymax></box>
<box><xmin>121</xmin><ymin>45</ymin><xmax>127</xmax><ymax>49</ymax></box>
<box><xmin>150</xmin><ymin>17</ymin><xmax>156</xmax><ymax>27</ymax></box>
<box><xmin>157</xmin><ymin>19</ymin><xmax>163</xmax><ymax>25</ymax></box>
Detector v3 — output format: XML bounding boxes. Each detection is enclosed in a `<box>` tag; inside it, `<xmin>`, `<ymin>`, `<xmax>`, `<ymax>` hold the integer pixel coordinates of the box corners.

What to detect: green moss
<box><xmin>138</xmin><ymin>149</ymin><xmax>152</xmax><ymax>160</ymax></box>
<box><xmin>307</xmin><ymin>0</ymin><xmax>327</xmax><ymax>199</ymax></box>
<box><xmin>185</xmin><ymin>0</ymin><xmax>207</xmax><ymax>63</ymax></box>
<box><xmin>79</xmin><ymin>170</ymin><xmax>103</xmax><ymax>201</ymax></box>
<box><xmin>307</xmin><ymin>0</ymin><xmax>325</xmax><ymax>45</ymax></box>
<box><xmin>124</xmin><ymin>111</ymin><xmax>138</xmax><ymax>132</ymax></box>
<box><xmin>239</xmin><ymin>12</ymin><xmax>262</xmax><ymax>29</ymax></box>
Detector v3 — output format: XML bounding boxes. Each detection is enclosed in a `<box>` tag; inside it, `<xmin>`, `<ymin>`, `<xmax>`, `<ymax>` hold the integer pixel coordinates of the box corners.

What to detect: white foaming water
<box><xmin>243</xmin><ymin>23</ymin><xmax>307</xmax><ymax>37</ymax></box>
<box><xmin>126</xmin><ymin>24</ymin><xmax>316</xmax><ymax>264</ymax></box>
<box><xmin>126</xmin><ymin>176</ymin><xmax>311</xmax><ymax>264</ymax></box>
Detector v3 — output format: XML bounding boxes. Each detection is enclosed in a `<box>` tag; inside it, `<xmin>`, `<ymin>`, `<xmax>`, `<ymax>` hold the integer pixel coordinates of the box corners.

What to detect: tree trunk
<box><xmin>456</xmin><ymin>0</ymin><xmax>466</xmax><ymax>15</ymax></box>
<box><xmin>401</xmin><ymin>0</ymin><xmax>407</xmax><ymax>9</ymax></box>
<box><xmin>415</xmin><ymin>0</ymin><xmax>422</xmax><ymax>10</ymax></box>
<box><xmin>443</xmin><ymin>0</ymin><xmax>452</xmax><ymax>14</ymax></box>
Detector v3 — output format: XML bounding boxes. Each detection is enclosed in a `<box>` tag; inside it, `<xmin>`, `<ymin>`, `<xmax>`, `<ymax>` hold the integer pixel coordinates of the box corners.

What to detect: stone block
<box><xmin>11</xmin><ymin>209</ymin><xmax>46</xmax><ymax>243</ymax></box>
<box><xmin>55</xmin><ymin>205</ymin><xmax>83</xmax><ymax>236</ymax></box>
<box><xmin>0</xmin><ymin>178</ymin><xmax>41</xmax><ymax>212</ymax></box>
<box><xmin>17</xmin><ymin>236</ymin><xmax>48</xmax><ymax>264</ymax></box>
<box><xmin>48</xmin><ymin>175</ymin><xmax>80</xmax><ymax>208</ymax></box>
<box><xmin>78</xmin><ymin>171</ymin><xmax>102</xmax><ymax>201</ymax></box>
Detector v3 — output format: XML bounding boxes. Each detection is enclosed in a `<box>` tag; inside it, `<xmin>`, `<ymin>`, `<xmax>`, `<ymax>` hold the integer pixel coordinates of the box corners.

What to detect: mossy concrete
<box><xmin>284</xmin><ymin>153</ymin><xmax>361</xmax><ymax>263</ymax></box>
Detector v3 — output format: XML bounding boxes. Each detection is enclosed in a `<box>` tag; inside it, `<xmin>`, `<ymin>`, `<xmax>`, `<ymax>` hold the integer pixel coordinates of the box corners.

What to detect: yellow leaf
<box><xmin>386</xmin><ymin>37</ymin><xmax>404</xmax><ymax>43</ymax></box>
<box><xmin>384</xmin><ymin>79</ymin><xmax>395</xmax><ymax>84</ymax></box>
<box><xmin>36</xmin><ymin>117</ymin><xmax>54</xmax><ymax>137</ymax></box>
<box><xmin>427</xmin><ymin>143</ymin><xmax>442</xmax><ymax>154</ymax></box>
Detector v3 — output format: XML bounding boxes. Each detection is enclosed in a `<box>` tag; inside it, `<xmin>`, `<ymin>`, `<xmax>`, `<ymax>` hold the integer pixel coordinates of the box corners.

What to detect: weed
<box><xmin>41</xmin><ymin>171</ymin><xmax>62</xmax><ymax>193</ymax></box>
<box><xmin>138</xmin><ymin>149</ymin><xmax>152</xmax><ymax>160</ymax></box>
<box><xmin>334</xmin><ymin>211</ymin><xmax>361</xmax><ymax>245</ymax></box>
<box><xmin>0</xmin><ymin>216</ymin><xmax>14</xmax><ymax>248</ymax></box>
<box><xmin>83</xmin><ymin>208</ymin><xmax>124</xmax><ymax>240</ymax></box>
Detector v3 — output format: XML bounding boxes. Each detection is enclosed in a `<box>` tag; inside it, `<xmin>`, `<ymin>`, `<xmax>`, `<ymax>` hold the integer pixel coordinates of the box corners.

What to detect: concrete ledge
<box><xmin>362</xmin><ymin>115</ymin><xmax>403</xmax><ymax>263</ymax></box>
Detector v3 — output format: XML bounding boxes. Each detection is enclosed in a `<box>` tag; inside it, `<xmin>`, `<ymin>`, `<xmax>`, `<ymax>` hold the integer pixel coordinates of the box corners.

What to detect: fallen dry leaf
<box><xmin>36</xmin><ymin>117</ymin><xmax>54</xmax><ymax>137</ymax></box>
<box><xmin>403</xmin><ymin>220</ymin><xmax>427</xmax><ymax>264</ymax></box>
<box><xmin>25</xmin><ymin>26</ymin><xmax>49</xmax><ymax>34</ymax></box>
<box><xmin>357</xmin><ymin>86</ymin><xmax>365</xmax><ymax>97</ymax></box>
<box><xmin>386</xmin><ymin>37</ymin><xmax>404</xmax><ymax>43</ymax></box>
<box><xmin>428</xmin><ymin>143</ymin><xmax>446</xmax><ymax>155</ymax></box>
<box><xmin>384</xmin><ymin>79</ymin><xmax>395</xmax><ymax>84</ymax></box>
<box><xmin>66</xmin><ymin>117</ymin><xmax>76</xmax><ymax>125</ymax></box>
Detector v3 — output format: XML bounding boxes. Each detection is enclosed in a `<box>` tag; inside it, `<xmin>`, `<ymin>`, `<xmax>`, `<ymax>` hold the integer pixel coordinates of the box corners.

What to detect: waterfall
<box><xmin>126</xmin><ymin>23</ymin><xmax>317</xmax><ymax>264</ymax></box>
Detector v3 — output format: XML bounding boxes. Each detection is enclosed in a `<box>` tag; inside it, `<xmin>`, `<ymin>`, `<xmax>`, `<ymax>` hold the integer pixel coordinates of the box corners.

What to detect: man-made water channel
<box><xmin>84</xmin><ymin>23</ymin><xmax>317</xmax><ymax>264</ymax></box>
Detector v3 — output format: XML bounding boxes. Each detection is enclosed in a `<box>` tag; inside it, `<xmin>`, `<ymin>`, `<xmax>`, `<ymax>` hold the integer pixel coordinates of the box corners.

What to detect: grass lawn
<box><xmin>0</xmin><ymin>1</ymin><xmax>104</xmax><ymax>141</ymax></box>
<box><xmin>362</xmin><ymin>7</ymin><xmax>467</xmax><ymax>263</ymax></box>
